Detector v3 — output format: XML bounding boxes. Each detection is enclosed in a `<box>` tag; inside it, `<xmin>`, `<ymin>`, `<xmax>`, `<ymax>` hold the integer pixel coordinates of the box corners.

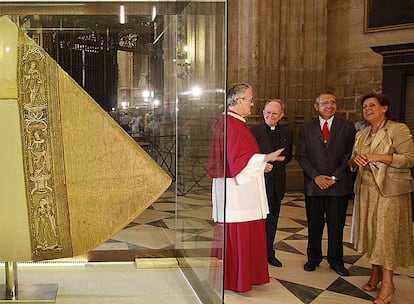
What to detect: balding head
<box><xmin>263</xmin><ymin>99</ymin><xmax>285</xmax><ymax>127</ymax></box>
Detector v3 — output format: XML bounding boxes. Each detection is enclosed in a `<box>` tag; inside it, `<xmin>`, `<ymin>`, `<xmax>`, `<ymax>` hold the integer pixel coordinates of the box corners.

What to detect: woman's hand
<box><xmin>352</xmin><ymin>153</ymin><xmax>392</xmax><ymax>167</ymax></box>
<box><xmin>352</xmin><ymin>154</ymin><xmax>369</xmax><ymax>167</ymax></box>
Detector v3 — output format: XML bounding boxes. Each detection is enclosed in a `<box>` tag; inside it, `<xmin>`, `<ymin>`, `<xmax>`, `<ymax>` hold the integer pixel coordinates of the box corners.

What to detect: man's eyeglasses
<box><xmin>240</xmin><ymin>97</ymin><xmax>254</xmax><ymax>104</ymax></box>
<box><xmin>317</xmin><ymin>100</ymin><xmax>336</xmax><ymax>106</ymax></box>
<box><xmin>264</xmin><ymin>110</ymin><xmax>282</xmax><ymax>116</ymax></box>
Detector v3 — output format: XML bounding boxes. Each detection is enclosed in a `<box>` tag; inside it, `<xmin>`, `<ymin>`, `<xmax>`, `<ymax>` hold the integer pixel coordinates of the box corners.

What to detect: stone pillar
<box><xmin>228</xmin><ymin>0</ymin><xmax>328</xmax><ymax>127</ymax></box>
<box><xmin>278</xmin><ymin>0</ymin><xmax>328</xmax><ymax>131</ymax></box>
<box><xmin>162</xmin><ymin>15</ymin><xmax>177</xmax><ymax>136</ymax></box>
<box><xmin>228</xmin><ymin>0</ymin><xmax>329</xmax><ymax>190</ymax></box>
<box><xmin>228</xmin><ymin>0</ymin><xmax>259</xmax><ymax>87</ymax></box>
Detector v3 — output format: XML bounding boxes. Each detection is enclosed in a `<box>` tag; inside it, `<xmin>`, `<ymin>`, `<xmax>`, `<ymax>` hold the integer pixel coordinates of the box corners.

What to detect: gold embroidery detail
<box><xmin>17</xmin><ymin>34</ymin><xmax>72</xmax><ymax>260</ymax></box>
<box><xmin>20</xmin><ymin>45</ymin><xmax>62</xmax><ymax>256</ymax></box>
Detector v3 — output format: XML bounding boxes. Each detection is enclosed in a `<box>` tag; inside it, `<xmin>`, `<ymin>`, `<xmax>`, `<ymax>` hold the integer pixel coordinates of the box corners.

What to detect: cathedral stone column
<box><xmin>228</xmin><ymin>0</ymin><xmax>259</xmax><ymax>87</ymax></box>
<box><xmin>228</xmin><ymin>0</ymin><xmax>328</xmax><ymax>127</ymax></box>
<box><xmin>228</xmin><ymin>0</ymin><xmax>329</xmax><ymax>190</ymax></box>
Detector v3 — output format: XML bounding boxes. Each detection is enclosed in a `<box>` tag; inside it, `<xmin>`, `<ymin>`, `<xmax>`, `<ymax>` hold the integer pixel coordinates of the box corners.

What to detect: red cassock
<box><xmin>208</xmin><ymin>111</ymin><xmax>269</xmax><ymax>292</ymax></box>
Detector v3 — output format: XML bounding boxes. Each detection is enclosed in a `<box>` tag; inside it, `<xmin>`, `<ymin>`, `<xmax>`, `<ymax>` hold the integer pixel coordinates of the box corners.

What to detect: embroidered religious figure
<box><xmin>35</xmin><ymin>197</ymin><xmax>59</xmax><ymax>251</ymax></box>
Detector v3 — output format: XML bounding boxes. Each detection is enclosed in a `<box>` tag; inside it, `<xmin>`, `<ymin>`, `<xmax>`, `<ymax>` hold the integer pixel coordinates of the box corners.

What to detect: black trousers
<box><xmin>266</xmin><ymin>195</ymin><xmax>282</xmax><ymax>258</ymax></box>
<box><xmin>305</xmin><ymin>195</ymin><xmax>349</xmax><ymax>266</ymax></box>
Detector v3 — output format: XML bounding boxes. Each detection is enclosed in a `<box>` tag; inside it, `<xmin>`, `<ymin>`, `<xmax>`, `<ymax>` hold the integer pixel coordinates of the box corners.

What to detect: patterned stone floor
<box><xmin>93</xmin><ymin>190</ymin><xmax>414</xmax><ymax>304</ymax></box>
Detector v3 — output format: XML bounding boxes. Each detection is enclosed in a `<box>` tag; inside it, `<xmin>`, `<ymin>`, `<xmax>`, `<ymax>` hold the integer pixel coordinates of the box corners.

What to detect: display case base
<box><xmin>0</xmin><ymin>284</ymin><xmax>57</xmax><ymax>303</ymax></box>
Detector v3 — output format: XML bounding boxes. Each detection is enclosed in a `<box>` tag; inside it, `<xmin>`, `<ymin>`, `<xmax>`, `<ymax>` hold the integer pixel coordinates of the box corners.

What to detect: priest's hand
<box><xmin>264</xmin><ymin>163</ymin><xmax>273</xmax><ymax>173</ymax></box>
<box><xmin>265</xmin><ymin>148</ymin><xmax>286</xmax><ymax>163</ymax></box>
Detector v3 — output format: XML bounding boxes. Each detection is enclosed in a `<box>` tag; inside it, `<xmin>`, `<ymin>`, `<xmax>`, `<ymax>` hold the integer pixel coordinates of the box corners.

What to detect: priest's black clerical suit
<box><xmin>251</xmin><ymin>123</ymin><xmax>293</xmax><ymax>259</ymax></box>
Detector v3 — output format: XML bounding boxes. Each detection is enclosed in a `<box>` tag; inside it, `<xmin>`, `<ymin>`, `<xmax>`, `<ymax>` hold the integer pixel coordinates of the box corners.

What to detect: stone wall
<box><xmin>160</xmin><ymin>1</ymin><xmax>414</xmax><ymax>192</ymax></box>
<box><xmin>227</xmin><ymin>0</ymin><xmax>414</xmax><ymax>190</ymax></box>
<box><xmin>326</xmin><ymin>0</ymin><xmax>414</xmax><ymax>123</ymax></box>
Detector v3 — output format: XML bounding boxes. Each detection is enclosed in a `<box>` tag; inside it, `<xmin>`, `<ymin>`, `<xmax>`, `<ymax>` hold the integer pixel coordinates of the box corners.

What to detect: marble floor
<box><xmin>91</xmin><ymin>190</ymin><xmax>414</xmax><ymax>304</ymax></box>
<box><xmin>3</xmin><ymin>190</ymin><xmax>413</xmax><ymax>303</ymax></box>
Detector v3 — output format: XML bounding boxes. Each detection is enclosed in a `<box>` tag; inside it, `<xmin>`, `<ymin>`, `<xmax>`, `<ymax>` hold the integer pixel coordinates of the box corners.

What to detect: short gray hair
<box><xmin>315</xmin><ymin>92</ymin><xmax>336</xmax><ymax>104</ymax></box>
<box><xmin>226</xmin><ymin>83</ymin><xmax>252</xmax><ymax>107</ymax></box>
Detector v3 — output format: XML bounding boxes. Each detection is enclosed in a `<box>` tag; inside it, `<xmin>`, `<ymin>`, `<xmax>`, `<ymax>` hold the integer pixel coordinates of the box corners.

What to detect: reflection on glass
<box><xmin>175</xmin><ymin>2</ymin><xmax>226</xmax><ymax>302</ymax></box>
<box><xmin>1</xmin><ymin>1</ymin><xmax>226</xmax><ymax>302</ymax></box>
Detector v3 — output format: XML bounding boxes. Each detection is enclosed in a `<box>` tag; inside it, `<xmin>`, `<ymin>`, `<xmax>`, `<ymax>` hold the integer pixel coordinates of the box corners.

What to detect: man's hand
<box><xmin>314</xmin><ymin>175</ymin><xmax>336</xmax><ymax>190</ymax></box>
<box><xmin>265</xmin><ymin>148</ymin><xmax>286</xmax><ymax>163</ymax></box>
<box><xmin>264</xmin><ymin>163</ymin><xmax>273</xmax><ymax>173</ymax></box>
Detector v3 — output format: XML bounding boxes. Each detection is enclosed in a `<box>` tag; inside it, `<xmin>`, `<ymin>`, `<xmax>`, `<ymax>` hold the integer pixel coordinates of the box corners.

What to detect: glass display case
<box><xmin>0</xmin><ymin>1</ymin><xmax>226</xmax><ymax>303</ymax></box>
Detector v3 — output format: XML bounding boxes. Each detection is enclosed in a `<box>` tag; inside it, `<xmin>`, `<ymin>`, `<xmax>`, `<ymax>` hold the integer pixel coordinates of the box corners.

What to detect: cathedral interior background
<box><xmin>1</xmin><ymin>0</ymin><xmax>414</xmax><ymax>303</ymax></box>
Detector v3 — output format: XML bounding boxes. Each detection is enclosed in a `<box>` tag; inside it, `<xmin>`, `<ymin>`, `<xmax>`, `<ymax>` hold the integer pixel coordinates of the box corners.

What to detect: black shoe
<box><xmin>303</xmin><ymin>261</ymin><xmax>318</xmax><ymax>272</ymax></box>
<box><xmin>330</xmin><ymin>264</ymin><xmax>350</xmax><ymax>276</ymax></box>
<box><xmin>268</xmin><ymin>256</ymin><xmax>282</xmax><ymax>267</ymax></box>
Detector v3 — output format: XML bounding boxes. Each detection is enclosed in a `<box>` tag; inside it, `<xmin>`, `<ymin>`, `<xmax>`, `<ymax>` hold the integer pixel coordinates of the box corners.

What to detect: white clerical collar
<box><xmin>270</xmin><ymin>126</ymin><xmax>276</xmax><ymax>130</ymax></box>
<box><xmin>226</xmin><ymin>111</ymin><xmax>246</xmax><ymax>123</ymax></box>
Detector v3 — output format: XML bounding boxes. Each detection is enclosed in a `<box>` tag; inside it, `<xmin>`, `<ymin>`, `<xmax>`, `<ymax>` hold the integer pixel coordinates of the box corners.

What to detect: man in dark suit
<box><xmin>296</xmin><ymin>92</ymin><xmax>356</xmax><ymax>276</ymax></box>
<box><xmin>251</xmin><ymin>99</ymin><xmax>293</xmax><ymax>267</ymax></box>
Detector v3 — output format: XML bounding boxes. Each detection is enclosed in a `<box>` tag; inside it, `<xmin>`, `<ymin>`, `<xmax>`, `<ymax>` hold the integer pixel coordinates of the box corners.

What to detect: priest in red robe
<box><xmin>208</xmin><ymin>83</ymin><xmax>285</xmax><ymax>292</ymax></box>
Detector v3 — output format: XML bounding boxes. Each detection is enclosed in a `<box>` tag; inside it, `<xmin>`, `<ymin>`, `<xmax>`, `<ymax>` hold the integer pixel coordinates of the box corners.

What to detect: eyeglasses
<box><xmin>240</xmin><ymin>97</ymin><xmax>254</xmax><ymax>104</ymax></box>
<box><xmin>264</xmin><ymin>110</ymin><xmax>282</xmax><ymax>115</ymax></box>
<box><xmin>317</xmin><ymin>100</ymin><xmax>336</xmax><ymax>106</ymax></box>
